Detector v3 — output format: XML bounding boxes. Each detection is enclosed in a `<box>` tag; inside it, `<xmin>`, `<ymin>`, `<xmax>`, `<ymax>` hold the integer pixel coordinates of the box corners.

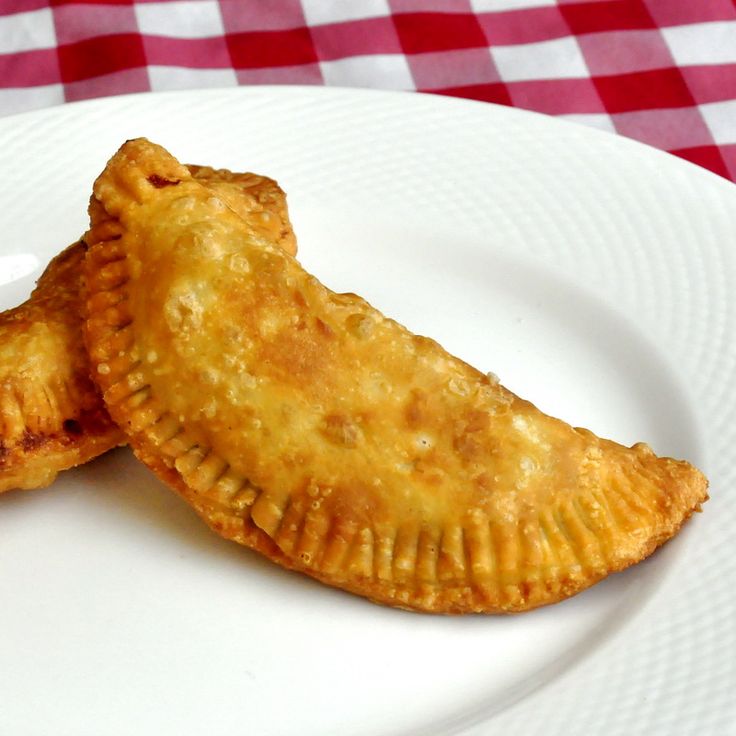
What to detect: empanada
<box><xmin>0</xmin><ymin>164</ymin><xmax>296</xmax><ymax>493</ymax></box>
<box><xmin>0</xmin><ymin>241</ymin><xmax>125</xmax><ymax>492</ymax></box>
<box><xmin>84</xmin><ymin>139</ymin><xmax>708</xmax><ymax>614</ymax></box>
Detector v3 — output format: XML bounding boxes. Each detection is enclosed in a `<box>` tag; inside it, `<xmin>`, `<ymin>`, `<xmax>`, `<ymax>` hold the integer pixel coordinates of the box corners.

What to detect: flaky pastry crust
<box><xmin>0</xmin><ymin>164</ymin><xmax>296</xmax><ymax>492</ymax></box>
<box><xmin>0</xmin><ymin>242</ymin><xmax>125</xmax><ymax>491</ymax></box>
<box><xmin>84</xmin><ymin>139</ymin><xmax>708</xmax><ymax>614</ymax></box>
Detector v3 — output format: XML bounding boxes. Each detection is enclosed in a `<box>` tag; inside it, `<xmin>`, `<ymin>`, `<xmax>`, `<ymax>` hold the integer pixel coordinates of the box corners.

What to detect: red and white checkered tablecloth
<box><xmin>1</xmin><ymin>0</ymin><xmax>735</xmax><ymax>180</ymax></box>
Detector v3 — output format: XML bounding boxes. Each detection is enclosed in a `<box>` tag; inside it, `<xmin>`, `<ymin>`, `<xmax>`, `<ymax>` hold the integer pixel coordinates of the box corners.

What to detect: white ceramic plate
<box><xmin>0</xmin><ymin>87</ymin><xmax>733</xmax><ymax>736</ymax></box>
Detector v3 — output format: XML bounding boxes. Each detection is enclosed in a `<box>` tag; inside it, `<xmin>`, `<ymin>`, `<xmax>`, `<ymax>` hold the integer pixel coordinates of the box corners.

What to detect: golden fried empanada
<box><xmin>0</xmin><ymin>164</ymin><xmax>296</xmax><ymax>493</ymax></box>
<box><xmin>0</xmin><ymin>242</ymin><xmax>125</xmax><ymax>492</ymax></box>
<box><xmin>84</xmin><ymin>139</ymin><xmax>708</xmax><ymax>614</ymax></box>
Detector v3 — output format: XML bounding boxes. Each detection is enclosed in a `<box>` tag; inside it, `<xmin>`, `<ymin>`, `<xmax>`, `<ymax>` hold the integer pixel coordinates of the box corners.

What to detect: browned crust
<box><xmin>83</xmin><ymin>139</ymin><xmax>709</xmax><ymax>614</ymax></box>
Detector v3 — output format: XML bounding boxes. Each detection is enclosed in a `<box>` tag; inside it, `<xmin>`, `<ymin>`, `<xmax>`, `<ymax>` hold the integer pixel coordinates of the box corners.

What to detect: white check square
<box><xmin>302</xmin><ymin>0</ymin><xmax>390</xmax><ymax>25</ymax></box>
<box><xmin>558</xmin><ymin>113</ymin><xmax>616</xmax><ymax>135</ymax></box>
<box><xmin>0</xmin><ymin>8</ymin><xmax>55</xmax><ymax>54</ymax></box>
<box><xmin>320</xmin><ymin>54</ymin><xmax>413</xmax><ymax>90</ymax></box>
<box><xmin>470</xmin><ymin>0</ymin><xmax>557</xmax><ymax>10</ymax></box>
<box><xmin>0</xmin><ymin>84</ymin><xmax>64</xmax><ymax>117</ymax></box>
<box><xmin>491</xmin><ymin>36</ymin><xmax>588</xmax><ymax>82</ymax></box>
<box><xmin>700</xmin><ymin>100</ymin><xmax>736</xmax><ymax>144</ymax></box>
<box><xmin>148</xmin><ymin>66</ymin><xmax>238</xmax><ymax>92</ymax></box>
<box><xmin>135</xmin><ymin>0</ymin><xmax>225</xmax><ymax>39</ymax></box>
<box><xmin>663</xmin><ymin>21</ymin><xmax>736</xmax><ymax>66</ymax></box>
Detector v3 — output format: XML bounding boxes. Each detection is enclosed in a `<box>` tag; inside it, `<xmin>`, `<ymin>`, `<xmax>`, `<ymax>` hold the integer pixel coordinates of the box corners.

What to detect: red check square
<box><xmin>57</xmin><ymin>33</ymin><xmax>145</xmax><ymax>82</ymax></box>
<box><xmin>430</xmin><ymin>82</ymin><xmax>512</xmax><ymax>106</ymax></box>
<box><xmin>611</xmin><ymin>107</ymin><xmax>715</xmax><ymax>150</ymax></box>
<box><xmin>577</xmin><ymin>29</ymin><xmax>674</xmax><ymax>75</ymax></box>
<box><xmin>0</xmin><ymin>48</ymin><xmax>61</xmax><ymax>87</ymax></box>
<box><xmin>63</xmin><ymin>67</ymin><xmax>149</xmax><ymax>103</ymax></box>
<box><xmin>143</xmin><ymin>36</ymin><xmax>232</xmax><ymax>69</ymax></box>
<box><xmin>51</xmin><ymin>0</ymin><xmax>134</xmax><ymax>5</ymax></box>
<box><xmin>681</xmin><ymin>64</ymin><xmax>736</xmax><ymax>105</ymax></box>
<box><xmin>594</xmin><ymin>67</ymin><xmax>695</xmax><ymax>113</ymax></box>
<box><xmin>718</xmin><ymin>143</ymin><xmax>736</xmax><ymax>180</ymax></box>
<box><xmin>394</xmin><ymin>12</ymin><xmax>487</xmax><ymax>54</ymax></box>
<box><xmin>561</xmin><ymin>0</ymin><xmax>657</xmax><ymax>34</ymax></box>
<box><xmin>508</xmin><ymin>77</ymin><xmax>605</xmax><ymax>114</ymax></box>
<box><xmin>235</xmin><ymin>63</ymin><xmax>323</xmax><ymax>85</ymax></box>
<box><xmin>670</xmin><ymin>145</ymin><xmax>730</xmax><ymax>179</ymax></box>
<box><xmin>642</xmin><ymin>0</ymin><xmax>735</xmax><ymax>27</ymax></box>
<box><xmin>390</xmin><ymin>0</ymin><xmax>473</xmax><ymax>13</ymax></box>
<box><xmin>311</xmin><ymin>17</ymin><xmax>402</xmax><ymax>61</ymax></box>
<box><xmin>226</xmin><ymin>27</ymin><xmax>318</xmax><ymax>69</ymax></box>
<box><xmin>52</xmin><ymin>2</ymin><xmax>138</xmax><ymax>44</ymax></box>
<box><xmin>219</xmin><ymin>0</ymin><xmax>307</xmax><ymax>33</ymax></box>
<box><xmin>1</xmin><ymin>0</ymin><xmax>48</xmax><ymax>12</ymax></box>
<box><xmin>407</xmin><ymin>47</ymin><xmax>499</xmax><ymax>89</ymax></box>
<box><xmin>478</xmin><ymin>6</ymin><xmax>569</xmax><ymax>46</ymax></box>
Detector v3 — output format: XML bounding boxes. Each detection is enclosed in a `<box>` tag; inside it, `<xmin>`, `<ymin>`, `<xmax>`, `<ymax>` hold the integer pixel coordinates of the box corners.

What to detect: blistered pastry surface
<box><xmin>84</xmin><ymin>139</ymin><xmax>708</xmax><ymax>613</ymax></box>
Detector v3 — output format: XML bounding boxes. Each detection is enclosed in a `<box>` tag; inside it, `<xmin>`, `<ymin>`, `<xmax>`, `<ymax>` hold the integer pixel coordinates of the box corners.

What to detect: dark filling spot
<box><xmin>147</xmin><ymin>174</ymin><xmax>180</xmax><ymax>188</ymax></box>
<box><xmin>63</xmin><ymin>419</ymin><xmax>83</xmax><ymax>435</ymax></box>
<box><xmin>0</xmin><ymin>441</ymin><xmax>7</xmax><ymax>466</ymax></box>
<box><xmin>21</xmin><ymin>430</ymin><xmax>48</xmax><ymax>452</ymax></box>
